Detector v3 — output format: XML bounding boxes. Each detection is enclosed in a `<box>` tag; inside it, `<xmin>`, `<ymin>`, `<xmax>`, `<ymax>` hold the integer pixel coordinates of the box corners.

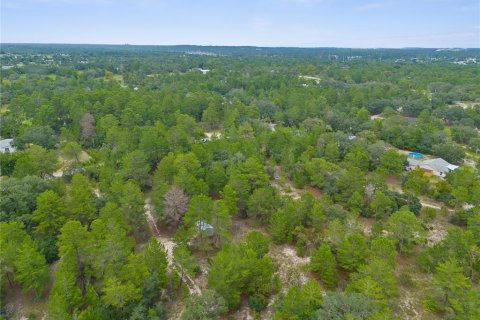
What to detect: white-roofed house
<box><xmin>407</xmin><ymin>157</ymin><xmax>459</xmax><ymax>177</ymax></box>
<box><xmin>0</xmin><ymin>139</ymin><xmax>15</xmax><ymax>153</ymax></box>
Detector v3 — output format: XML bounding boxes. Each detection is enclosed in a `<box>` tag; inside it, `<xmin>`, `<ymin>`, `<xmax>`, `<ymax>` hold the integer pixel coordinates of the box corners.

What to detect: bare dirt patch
<box><xmin>271</xmin><ymin>166</ymin><xmax>303</xmax><ymax>200</ymax></box>
<box><xmin>2</xmin><ymin>285</ymin><xmax>47</xmax><ymax>320</ymax></box>
<box><xmin>231</xmin><ymin>216</ymin><xmax>267</xmax><ymax>243</ymax></box>
<box><xmin>260</xmin><ymin>244</ymin><xmax>312</xmax><ymax>319</ymax></box>
<box><xmin>2</xmin><ymin>263</ymin><xmax>57</xmax><ymax>320</ymax></box>
<box><xmin>424</xmin><ymin>211</ymin><xmax>450</xmax><ymax>247</ymax></box>
<box><xmin>229</xmin><ymin>218</ymin><xmax>313</xmax><ymax>320</ymax></box>
<box><xmin>230</xmin><ymin>301</ymin><xmax>255</xmax><ymax>320</ymax></box>
<box><xmin>425</xmin><ymin>222</ymin><xmax>448</xmax><ymax>247</ymax></box>
<box><xmin>269</xmin><ymin>245</ymin><xmax>311</xmax><ymax>288</ymax></box>
<box><xmin>386</xmin><ymin>175</ymin><xmax>403</xmax><ymax>193</ymax></box>
<box><xmin>53</xmin><ymin>150</ymin><xmax>92</xmax><ymax>178</ymax></box>
<box><xmin>358</xmin><ymin>216</ymin><xmax>376</xmax><ymax>236</ymax></box>
<box><xmin>307</xmin><ymin>187</ymin><xmax>323</xmax><ymax>198</ymax></box>
<box><xmin>204</xmin><ymin>131</ymin><xmax>222</xmax><ymax>139</ymax></box>
<box><xmin>394</xmin><ymin>254</ymin><xmax>440</xmax><ymax>320</ymax></box>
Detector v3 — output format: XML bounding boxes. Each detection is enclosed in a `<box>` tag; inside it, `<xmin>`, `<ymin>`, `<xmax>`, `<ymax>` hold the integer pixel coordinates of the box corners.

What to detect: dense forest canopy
<box><xmin>1</xmin><ymin>45</ymin><xmax>479</xmax><ymax>320</ymax></box>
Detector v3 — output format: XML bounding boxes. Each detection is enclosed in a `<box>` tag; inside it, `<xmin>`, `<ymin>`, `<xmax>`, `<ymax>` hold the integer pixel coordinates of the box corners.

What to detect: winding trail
<box><xmin>144</xmin><ymin>197</ymin><xmax>201</xmax><ymax>295</ymax></box>
<box><xmin>271</xmin><ymin>166</ymin><xmax>302</xmax><ymax>200</ymax></box>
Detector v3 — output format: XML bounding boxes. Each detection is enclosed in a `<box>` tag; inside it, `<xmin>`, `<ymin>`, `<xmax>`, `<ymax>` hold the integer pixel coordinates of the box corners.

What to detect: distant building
<box><xmin>196</xmin><ymin>221</ymin><xmax>214</xmax><ymax>233</ymax></box>
<box><xmin>0</xmin><ymin>139</ymin><xmax>15</xmax><ymax>153</ymax></box>
<box><xmin>370</xmin><ymin>115</ymin><xmax>385</xmax><ymax>120</ymax></box>
<box><xmin>407</xmin><ymin>158</ymin><xmax>458</xmax><ymax>177</ymax></box>
<box><xmin>198</xmin><ymin>68</ymin><xmax>210</xmax><ymax>75</ymax></box>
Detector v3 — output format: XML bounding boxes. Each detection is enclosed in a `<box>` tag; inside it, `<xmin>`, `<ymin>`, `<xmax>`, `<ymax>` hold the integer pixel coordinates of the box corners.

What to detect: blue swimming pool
<box><xmin>409</xmin><ymin>152</ymin><xmax>424</xmax><ymax>158</ymax></box>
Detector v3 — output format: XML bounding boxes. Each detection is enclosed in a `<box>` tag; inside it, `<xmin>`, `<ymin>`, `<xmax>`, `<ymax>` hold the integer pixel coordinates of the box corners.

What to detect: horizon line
<box><xmin>1</xmin><ymin>42</ymin><xmax>479</xmax><ymax>50</ymax></box>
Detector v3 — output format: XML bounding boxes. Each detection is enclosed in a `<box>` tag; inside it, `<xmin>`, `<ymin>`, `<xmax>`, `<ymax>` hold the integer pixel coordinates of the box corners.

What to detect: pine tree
<box><xmin>33</xmin><ymin>190</ymin><xmax>66</xmax><ymax>236</ymax></box>
<box><xmin>57</xmin><ymin>220</ymin><xmax>91</xmax><ymax>292</ymax></box>
<box><xmin>90</xmin><ymin>218</ymin><xmax>134</xmax><ymax>280</ymax></box>
<box><xmin>102</xmin><ymin>277</ymin><xmax>140</xmax><ymax>308</ymax></box>
<box><xmin>210</xmin><ymin>200</ymin><xmax>232</xmax><ymax>247</ymax></box>
<box><xmin>370</xmin><ymin>236</ymin><xmax>397</xmax><ymax>267</ymax></box>
<box><xmin>370</xmin><ymin>190</ymin><xmax>394</xmax><ymax>218</ymax></box>
<box><xmin>433</xmin><ymin>258</ymin><xmax>470</xmax><ymax>309</ymax></box>
<box><xmin>118</xmin><ymin>180</ymin><xmax>148</xmax><ymax>239</ymax></box>
<box><xmin>352</xmin><ymin>258</ymin><xmax>399</xmax><ymax>298</ymax></box>
<box><xmin>347</xmin><ymin>276</ymin><xmax>387</xmax><ymax>306</ymax></box>
<box><xmin>144</xmin><ymin>237</ymin><xmax>168</xmax><ymax>288</ymax></box>
<box><xmin>220</xmin><ymin>184</ymin><xmax>238</xmax><ymax>215</ymax></box>
<box><xmin>182</xmin><ymin>289</ymin><xmax>228</xmax><ymax>320</ymax></box>
<box><xmin>0</xmin><ymin>221</ymin><xmax>29</xmax><ymax>289</ymax></box>
<box><xmin>206</xmin><ymin>162</ymin><xmax>227</xmax><ymax>194</ymax></box>
<box><xmin>67</xmin><ymin>173</ymin><xmax>97</xmax><ymax>225</ymax></box>
<box><xmin>183</xmin><ymin>194</ymin><xmax>213</xmax><ymax>244</ymax></box>
<box><xmin>173</xmin><ymin>244</ymin><xmax>198</xmax><ymax>291</ymax></box>
<box><xmin>14</xmin><ymin>240</ymin><xmax>50</xmax><ymax>298</ymax></box>
<box><xmin>311</xmin><ymin>243</ymin><xmax>338</xmax><ymax>288</ymax></box>
<box><xmin>388</xmin><ymin>207</ymin><xmax>425</xmax><ymax>253</ymax></box>
<box><xmin>337</xmin><ymin>233</ymin><xmax>370</xmax><ymax>271</ymax></box>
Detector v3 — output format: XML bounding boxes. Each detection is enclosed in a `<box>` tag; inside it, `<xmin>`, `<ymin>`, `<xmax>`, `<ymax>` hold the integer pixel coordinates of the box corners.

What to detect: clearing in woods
<box><xmin>299</xmin><ymin>75</ymin><xmax>321</xmax><ymax>84</ymax></box>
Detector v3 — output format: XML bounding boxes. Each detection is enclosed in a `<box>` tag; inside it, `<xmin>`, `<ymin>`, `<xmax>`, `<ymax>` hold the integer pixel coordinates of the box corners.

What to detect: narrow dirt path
<box><xmin>418</xmin><ymin>196</ymin><xmax>455</xmax><ymax>213</ymax></box>
<box><xmin>144</xmin><ymin>197</ymin><xmax>201</xmax><ymax>295</ymax></box>
<box><xmin>271</xmin><ymin>166</ymin><xmax>302</xmax><ymax>200</ymax></box>
<box><xmin>386</xmin><ymin>179</ymin><xmax>453</xmax><ymax>213</ymax></box>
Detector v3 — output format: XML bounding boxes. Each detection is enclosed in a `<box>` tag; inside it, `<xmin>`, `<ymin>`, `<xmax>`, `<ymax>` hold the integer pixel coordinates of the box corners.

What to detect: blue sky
<box><xmin>1</xmin><ymin>0</ymin><xmax>479</xmax><ymax>47</ymax></box>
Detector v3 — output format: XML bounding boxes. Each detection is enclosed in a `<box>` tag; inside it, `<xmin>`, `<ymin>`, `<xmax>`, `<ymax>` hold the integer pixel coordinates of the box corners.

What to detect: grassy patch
<box><xmin>0</xmin><ymin>104</ymin><xmax>10</xmax><ymax>113</ymax></box>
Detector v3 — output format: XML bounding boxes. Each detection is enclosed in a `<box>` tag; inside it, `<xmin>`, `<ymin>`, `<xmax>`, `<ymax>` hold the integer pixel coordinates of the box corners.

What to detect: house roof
<box><xmin>422</xmin><ymin>158</ymin><xmax>452</xmax><ymax>174</ymax></box>
<box><xmin>446</xmin><ymin>164</ymin><xmax>459</xmax><ymax>171</ymax></box>
<box><xmin>407</xmin><ymin>158</ymin><xmax>422</xmax><ymax>167</ymax></box>
<box><xmin>196</xmin><ymin>221</ymin><xmax>213</xmax><ymax>231</ymax></box>
<box><xmin>0</xmin><ymin>139</ymin><xmax>13</xmax><ymax>149</ymax></box>
<box><xmin>408</xmin><ymin>157</ymin><xmax>457</xmax><ymax>174</ymax></box>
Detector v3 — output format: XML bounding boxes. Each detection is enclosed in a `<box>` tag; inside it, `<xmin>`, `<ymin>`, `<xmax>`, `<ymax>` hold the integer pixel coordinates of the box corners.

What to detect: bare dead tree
<box><xmin>163</xmin><ymin>185</ymin><xmax>189</xmax><ymax>228</ymax></box>
<box><xmin>79</xmin><ymin>112</ymin><xmax>96</xmax><ymax>139</ymax></box>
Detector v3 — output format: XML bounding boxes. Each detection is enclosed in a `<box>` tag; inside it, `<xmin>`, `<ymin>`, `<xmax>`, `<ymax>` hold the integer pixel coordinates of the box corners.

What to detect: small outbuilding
<box><xmin>0</xmin><ymin>139</ymin><xmax>15</xmax><ymax>153</ymax></box>
<box><xmin>196</xmin><ymin>221</ymin><xmax>214</xmax><ymax>235</ymax></box>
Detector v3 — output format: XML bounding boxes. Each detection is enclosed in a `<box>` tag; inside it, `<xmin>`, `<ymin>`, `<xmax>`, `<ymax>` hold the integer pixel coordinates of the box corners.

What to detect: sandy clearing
<box><xmin>260</xmin><ymin>244</ymin><xmax>312</xmax><ymax>320</ymax></box>
<box><xmin>204</xmin><ymin>131</ymin><xmax>222</xmax><ymax>139</ymax></box>
<box><xmin>299</xmin><ymin>75</ymin><xmax>321</xmax><ymax>84</ymax></box>
<box><xmin>271</xmin><ymin>166</ymin><xmax>302</xmax><ymax>200</ymax></box>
